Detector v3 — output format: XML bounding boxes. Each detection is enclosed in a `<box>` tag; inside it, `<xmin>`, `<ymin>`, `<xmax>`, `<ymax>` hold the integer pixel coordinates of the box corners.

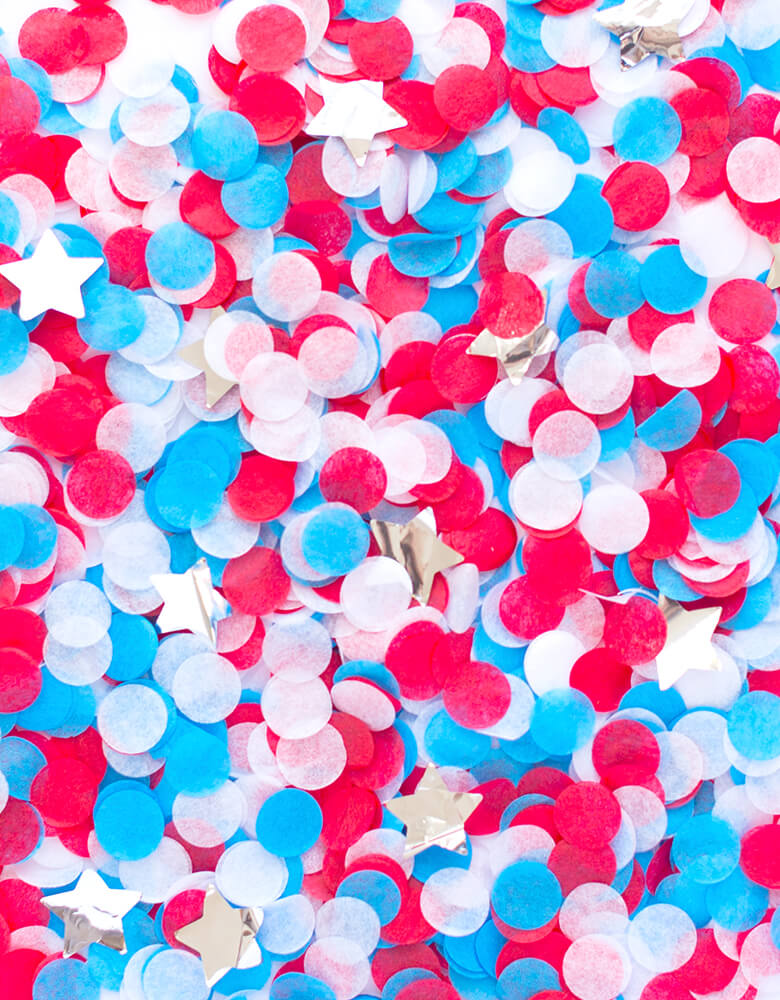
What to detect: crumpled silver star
<box><xmin>42</xmin><ymin>870</ymin><xmax>141</xmax><ymax>957</ymax></box>
<box><xmin>387</xmin><ymin>764</ymin><xmax>482</xmax><ymax>858</ymax></box>
<box><xmin>306</xmin><ymin>78</ymin><xmax>407</xmax><ymax>165</ymax></box>
<box><xmin>594</xmin><ymin>0</ymin><xmax>690</xmax><ymax>69</ymax></box>
<box><xmin>175</xmin><ymin>886</ymin><xmax>264</xmax><ymax>987</ymax></box>
<box><xmin>150</xmin><ymin>557</ymin><xmax>228</xmax><ymax>645</ymax></box>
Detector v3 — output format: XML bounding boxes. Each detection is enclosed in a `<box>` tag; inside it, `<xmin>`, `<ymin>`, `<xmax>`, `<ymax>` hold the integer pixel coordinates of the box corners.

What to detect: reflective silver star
<box><xmin>386</xmin><ymin>765</ymin><xmax>482</xmax><ymax>858</ymax></box>
<box><xmin>594</xmin><ymin>0</ymin><xmax>690</xmax><ymax>68</ymax></box>
<box><xmin>42</xmin><ymin>870</ymin><xmax>140</xmax><ymax>957</ymax></box>
<box><xmin>175</xmin><ymin>886</ymin><xmax>263</xmax><ymax>987</ymax></box>
<box><xmin>150</xmin><ymin>557</ymin><xmax>228</xmax><ymax>645</ymax></box>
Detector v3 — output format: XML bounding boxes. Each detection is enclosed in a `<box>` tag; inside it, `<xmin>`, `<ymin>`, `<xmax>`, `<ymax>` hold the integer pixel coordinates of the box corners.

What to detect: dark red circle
<box><xmin>66</xmin><ymin>450</ymin><xmax>135</xmax><ymax>519</ymax></box>
<box><xmin>348</xmin><ymin>18</ymin><xmax>413</xmax><ymax>80</ymax></box>
<box><xmin>673</xmin><ymin>450</ymin><xmax>741</xmax><ymax>517</ymax></box>
<box><xmin>18</xmin><ymin>8</ymin><xmax>89</xmax><ymax>73</ymax></box>
<box><xmin>602</xmin><ymin>162</ymin><xmax>670</xmax><ymax>231</ymax></box>
<box><xmin>499</xmin><ymin>575</ymin><xmax>565</xmax><ymax>639</ymax></box>
<box><xmin>222</xmin><ymin>547</ymin><xmax>290</xmax><ymax>615</ymax></box>
<box><xmin>434</xmin><ymin>65</ymin><xmax>498</xmax><ymax>131</ymax></box>
<box><xmin>384</xmin><ymin>80</ymin><xmax>449</xmax><ymax>150</ymax></box>
<box><xmin>236</xmin><ymin>6</ymin><xmax>306</xmax><ymax>72</ymax></box>
<box><xmin>709</xmin><ymin>279</ymin><xmax>777</xmax><ymax>345</ymax></box>
<box><xmin>226</xmin><ymin>453</ymin><xmax>297</xmax><ymax>522</ymax></box>
<box><xmin>741</xmin><ymin>824</ymin><xmax>780</xmax><ymax>888</ymax></box>
<box><xmin>603</xmin><ymin>596</ymin><xmax>667</xmax><ymax>666</ymax></box>
<box><xmin>479</xmin><ymin>272</ymin><xmax>544</xmax><ymax>338</ymax></box>
<box><xmin>0</xmin><ymin>800</ymin><xmax>41</xmax><ymax>864</ymax></box>
<box><xmin>0</xmin><ymin>648</ymin><xmax>41</xmax><ymax>712</ymax></box>
<box><xmin>230</xmin><ymin>73</ymin><xmax>306</xmax><ymax>144</ymax></box>
<box><xmin>430</xmin><ymin>334</ymin><xmax>498</xmax><ymax>404</ymax></box>
<box><xmin>554</xmin><ymin>782</ymin><xmax>622</xmax><ymax>849</ymax></box>
<box><xmin>670</xmin><ymin>88</ymin><xmax>730</xmax><ymax>157</ymax></box>
<box><xmin>634</xmin><ymin>489</ymin><xmax>690</xmax><ymax>560</ymax></box>
<box><xmin>0</xmin><ymin>77</ymin><xmax>40</xmax><ymax>142</ymax></box>
<box><xmin>30</xmin><ymin>758</ymin><xmax>98</xmax><ymax>828</ymax></box>
<box><xmin>522</xmin><ymin>530</ymin><xmax>592</xmax><ymax>605</ymax></box>
<box><xmin>569</xmin><ymin>648</ymin><xmax>632</xmax><ymax>712</ymax></box>
<box><xmin>592</xmin><ymin>720</ymin><xmax>660</xmax><ymax>787</ymax></box>
<box><xmin>442</xmin><ymin>660</ymin><xmax>511</xmax><ymax>729</ymax></box>
<box><xmin>320</xmin><ymin>448</ymin><xmax>387</xmax><ymax>512</ymax></box>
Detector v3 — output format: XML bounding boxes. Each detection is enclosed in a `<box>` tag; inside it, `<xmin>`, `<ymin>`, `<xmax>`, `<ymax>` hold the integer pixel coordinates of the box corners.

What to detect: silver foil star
<box><xmin>42</xmin><ymin>870</ymin><xmax>141</xmax><ymax>957</ymax></box>
<box><xmin>150</xmin><ymin>558</ymin><xmax>228</xmax><ymax>645</ymax></box>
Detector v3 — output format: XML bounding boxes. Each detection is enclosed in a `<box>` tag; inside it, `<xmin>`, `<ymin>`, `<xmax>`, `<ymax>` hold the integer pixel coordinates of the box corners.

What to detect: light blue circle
<box><xmin>256</xmin><ymin>788</ymin><xmax>323</xmax><ymax>857</ymax></box>
<box><xmin>32</xmin><ymin>957</ymin><xmax>100</xmax><ymax>1000</ymax></box>
<box><xmin>344</xmin><ymin>0</ymin><xmax>399</xmax><ymax>20</ymax></box>
<box><xmin>270</xmin><ymin>973</ymin><xmax>337</xmax><ymax>1000</ymax></box>
<box><xmin>613</xmin><ymin>97</ymin><xmax>682</xmax><ymax>165</ymax></box>
<box><xmin>301</xmin><ymin>506</ymin><xmax>370</xmax><ymax>576</ymax></box>
<box><xmin>0</xmin><ymin>312</ymin><xmax>29</xmax><ymax>375</ymax></box>
<box><xmin>497</xmin><ymin>958</ymin><xmax>559</xmax><ymax>1000</ymax></box>
<box><xmin>94</xmin><ymin>787</ymin><xmax>165</xmax><ymax>861</ymax></box>
<box><xmin>537</xmin><ymin>108</ymin><xmax>590</xmax><ymax>164</ymax></box>
<box><xmin>640</xmin><ymin>245</ymin><xmax>707</xmax><ymax>314</ymax></box>
<box><xmin>78</xmin><ymin>282</ymin><xmax>145</xmax><ymax>351</ymax></box>
<box><xmin>720</xmin><ymin>439</ymin><xmax>779</xmax><ymax>505</ymax></box>
<box><xmin>424</xmin><ymin>710</ymin><xmax>491</xmax><ymax>769</ymax></box>
<box><xmin>0</xmin><ymin>736</ymin><xmax>45</xmax><ymax>799</ymax></box>
<box><xmin>727</xmin><ymin>578</ymin><xmax>773</xmax><ymax>630</ymax></box>
<box><xmin>222</xmin><ymin>164</ymin><xmax>288</xmax><ymax>229</ymax></box>
<box><xmin>671</xmin><ymin>815</ymin><xmax>740</xmax><ymax>884</ymax></box>
<box><xmin>530</xmin><ymin>688</ymin><xmax>595</xmax><ymax>757</ymax></box>
<box><xmin>0</xmin><ymin>191</ymin><xmax>20</xmax><ymax>246</ymax></box>
<box><xmin>145</xmin><ymin>222</ymin><xmax>215</xmax><ymax>291</ymax></box>
<box><xmin>388</xmin><ymin>234</ymin><xmax>460</xmax><ymax>277</ymax></box>
<box><xmin>191</xmin><ymin>110</ymin><xmax>259</xmax><ymax>181</ymax></box>
<box><xmin>728</xmin><ymin>691</ymin><xmax>780</xmax><ymax>761</ymax></box>
<box><xmin>706</xmin><ymin>868</ymin><xmax>768</xmax><ymax>932</ymax></box>
<box><xmin>0</xmin><ymin>506</ymin><xmax>24</xmax><ymax>570</ymax></box>
<box><xmin>108</xmin><ymin>613</ymin><xmax>158</xmax><ymax>681</ymax></box>
<box><xmin>547</xmin><ymin>175</ymin><xmax>614</xmax><ymax>258</ymax></box>
<box><xmin>164</xmin><ymin>726</ymin><xmax>230</xmax><ymax>794</ymax></box>
<box><xmin>584</xmin><ymin>250</ymin><xmax>643</xmax><ymax>318</ymax></box>
<box><xmin>637</xmin><ymin>390</ymin><xmax>702</xmax><ymax>452</ymax></box>
<box><xmin>435</xmin><ymin>140</ymin><xmax>479</xmax><ymax>192</ymax></box>
<box><xmin>491</xmin><ymin>860</ymin><xmax>562</xmax><ymax>930</ymax></box>
<box><xmin>14</xmin><ymin>504</ymin><xmax>57</xmax><ymax>569</ymax></box>
<box><xmin>336</xmin><ymin>869</ymin><xmax>401</xmax><ymax>924</ymax></box>
<box><xmin>154</xmin><ymin>460</ymin><xmax>223</xmax><ymax>530</ymax></box>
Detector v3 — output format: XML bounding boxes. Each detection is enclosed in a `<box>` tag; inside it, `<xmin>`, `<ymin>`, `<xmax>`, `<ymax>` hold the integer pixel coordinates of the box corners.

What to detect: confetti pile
<box><xmin>1</xmin><ymin>0</ymin><xmax>780</xmax><ymax>998</ymax></box>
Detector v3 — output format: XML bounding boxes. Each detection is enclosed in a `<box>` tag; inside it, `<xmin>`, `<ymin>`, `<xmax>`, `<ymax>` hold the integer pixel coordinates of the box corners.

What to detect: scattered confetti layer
<box><xmin>1</xmin><ymin>0</ymin><xmax>780</xmax><ymax>998</ymax></box>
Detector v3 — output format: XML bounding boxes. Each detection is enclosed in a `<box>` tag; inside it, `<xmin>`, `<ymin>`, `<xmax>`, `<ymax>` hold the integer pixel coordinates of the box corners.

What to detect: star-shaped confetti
<box><xmin>150</xmin><ymin>557</ymin><xmax>229</xmax><ymax>645</ymax></box>
<box><xmin>42</xmin><ymin>869</ymin><xmax>141</xmax><ymax>958</ymax></box>
<box><xmin>467</xmin><ymin>319</ymin><xmax>559</xmax><ymax>385</ymax></box>
<box><xmin>0</xmin><ymin>229</ymin><xmax>103</xmax><ymax>321</ymax></box>
<box><xmin>594</xmin><ymin>0</ymin><xmax>689</xmax><ymax>69</ymax></box>
<box><xmin>175</xmin><ymin>886</ymin><xmax>264</xmax><ymax>986</ymax></box>
<box><xmin>370</xmin><ymin>508</ymin><xmax>464</xmax><ymax>605</ymax></box>
<box><xmin>178</xmin><ymin>309</ymin><xmax>237</xmax><ymax>408</ymax></box>
<box><xmin>655</xmin><ymin>596</ymin><xmax>722</xmax><ymax>690</ymax></box>
<box><xmin>387</xmin><ymin>764</ymin><xmax>483</xmax><ymax>858</ymax></box>
<box><xmin>767</xmin><ymin>244</ymin><xmax>780</xmax><ymax>290</ymax></box>
<box><xmin>306</xmin><ymin>78</ymin><xmax>408</xmax><ymax>166</ymax></box>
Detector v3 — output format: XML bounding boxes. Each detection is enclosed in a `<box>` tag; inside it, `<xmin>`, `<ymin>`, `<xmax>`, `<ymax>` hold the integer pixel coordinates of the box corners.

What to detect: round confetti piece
<box><xmin>222</xmin><ymin>547</ymin><xmax>290</xmax><ymax>616</ymax></box>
